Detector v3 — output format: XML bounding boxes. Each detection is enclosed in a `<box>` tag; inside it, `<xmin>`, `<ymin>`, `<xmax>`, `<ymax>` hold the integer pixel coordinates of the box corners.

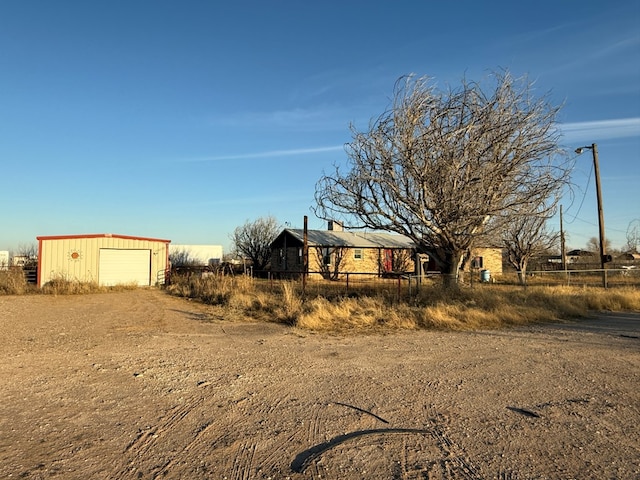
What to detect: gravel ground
<box><xmin>0</xmin><ymin>289</ymin><xmax>638</xmax><ymax>479</ymax></box>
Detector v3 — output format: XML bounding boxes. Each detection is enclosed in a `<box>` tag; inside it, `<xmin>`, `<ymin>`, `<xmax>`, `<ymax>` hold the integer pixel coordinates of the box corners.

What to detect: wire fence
<box><xmin>259</xmin><ymin>267</ymin><xmax>640</xmax><ymax>300</ymax></box>
<box><xmin>502</xmin><ymin>268</ymin><xmax>640</xmax><ymax>288</ymax></box>
<box><xmin>162</xmin><ymin>265</ymin><xmax>639</xmax><ymax>307</ymax></box>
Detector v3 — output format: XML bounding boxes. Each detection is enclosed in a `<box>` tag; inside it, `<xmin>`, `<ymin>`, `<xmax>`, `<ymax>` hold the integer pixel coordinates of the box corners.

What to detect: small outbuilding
<box><xmin>37</xmin><ymin>233</ymin><xmax>171</xmax><ymax>287</ymax></box>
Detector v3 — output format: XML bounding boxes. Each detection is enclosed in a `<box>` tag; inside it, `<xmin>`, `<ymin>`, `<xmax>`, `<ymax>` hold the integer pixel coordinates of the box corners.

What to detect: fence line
<box><xmin>510</xmin><ymin>268</ymin><xmax>639</xmax><ymax>288</ymax></box>
<box><xmin>166</xmin><ymin>267</ymin><xmax>639</xmax><ymax>302</ymax></box>
<box><xmin>262</xmin><ymin>267</ymin><xmax>639</xmax><ymax>294</ymax></box>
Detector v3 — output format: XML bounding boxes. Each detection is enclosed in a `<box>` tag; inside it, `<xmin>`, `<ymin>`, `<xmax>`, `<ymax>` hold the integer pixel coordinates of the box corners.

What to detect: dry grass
<box><xmin>40</xmin><ymin>275</ymin><xmax>140</xmax><ymax>295</ymax></box>
<box><xmin>165</xmin><ymin>274</ymin><xmax>276</xmax><ymax>321</ymax></box>
<box><xmin>4</xmin><ymin>268</ymin><xmax>638</xmax><ymax>331</ymax></box>
<box><xmin>0</xmin><ymin>268</ymin><xmax>30</xmax><ymax>295</ymax></box>
<box><xmin>0</xmin><ymin>269</ymin><xmax>146</xmax><ymax>296</ymax></box>
<box><xmin>165</xmin><ymin>274</ymin><xmax>639</xmax><ymax>332</ymax></box>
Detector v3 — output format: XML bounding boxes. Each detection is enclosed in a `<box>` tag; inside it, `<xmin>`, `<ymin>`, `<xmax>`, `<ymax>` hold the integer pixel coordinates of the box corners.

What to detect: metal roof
<box><xmin>36</xmin><ymin>233</ymin><xmax>171</xmax><ymax>243</ymax></box>
<box><xmin>281</xmin><ymin>229</ymin><xmax>415</xmax><ymax>249</ymax></box>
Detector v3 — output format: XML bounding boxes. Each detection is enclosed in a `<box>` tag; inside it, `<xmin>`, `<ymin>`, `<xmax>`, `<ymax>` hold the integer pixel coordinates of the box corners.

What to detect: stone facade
<box><xmin>272</xmin><ymin>244</ymin><xmax>415</xmax><ymax>279</ymax></box>
<box><xmin>466</xmin><ymin>247</ymin><xmax>503</xmax><ymax>275</ymax></box>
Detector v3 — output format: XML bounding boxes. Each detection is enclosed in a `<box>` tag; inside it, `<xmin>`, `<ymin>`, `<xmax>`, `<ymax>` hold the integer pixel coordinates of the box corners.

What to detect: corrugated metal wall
<box><xmin>38</xmin><ymin>236</ymin><xmax>169</xmax><ymax>286</ymax></box>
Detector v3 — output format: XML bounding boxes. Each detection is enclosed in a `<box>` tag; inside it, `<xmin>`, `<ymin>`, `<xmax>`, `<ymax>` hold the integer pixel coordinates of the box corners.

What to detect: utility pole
<box><xmin>302</xmin><ymin>215</ymin><xmax>308</xmax><ymax>294</ymax></box>
<box><xmin>560</xmin><ymin>205</ymin><xmax>567</xmax><ymax>272</ymax></box>
<box><xmin>575</xmin><ymin>143</ymin><xmax>608</xmax><ymax>288</ymax></box>
<box><xmin>591</xmin><ymin>144</ymin><xmax>608</xmax><ymax>288</ymax></box>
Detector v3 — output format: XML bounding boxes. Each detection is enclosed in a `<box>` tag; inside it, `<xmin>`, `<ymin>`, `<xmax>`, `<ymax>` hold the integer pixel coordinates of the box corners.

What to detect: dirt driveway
<box><xmin>1</xmin><ymin>289</ymin><xmax>638</xmax><ymax>479</ymax></box>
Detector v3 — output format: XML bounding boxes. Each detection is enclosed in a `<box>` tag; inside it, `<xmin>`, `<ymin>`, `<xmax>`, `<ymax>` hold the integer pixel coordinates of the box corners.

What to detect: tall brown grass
<box><xmin>165</xmin><ymin>274</ymin><xmax>276</xmax><ymax>321</ymax></box>
<box><xmin>0</xmin><ymin>268</ymin><xmax>30</xmax><ymax>295</ymax></box>
<box><xmin>166</xmin><ymin>274</ymin><xmax>639</xmax><ymax>332</ymax></box>
<box><xmin>41</xmin><ymin>275</ymin><xmax>139</xmax><ymax>295</ymax></box>
<box><xmin>0</xmin><ymin>270</ymin><xmax>141</xmax><ymax>296</ymax></box>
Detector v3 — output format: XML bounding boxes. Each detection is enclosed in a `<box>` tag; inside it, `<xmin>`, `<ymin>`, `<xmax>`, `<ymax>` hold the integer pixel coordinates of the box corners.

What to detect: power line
<box><xmin>565</xmin><ymin>158</ymin><xmax>594</xmax><ymax>225</ymax></box>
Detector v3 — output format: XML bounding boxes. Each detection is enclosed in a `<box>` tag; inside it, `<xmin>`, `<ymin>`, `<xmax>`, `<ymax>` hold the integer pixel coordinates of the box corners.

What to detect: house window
<box><xmin>354</xmin><ymin>248</ymin><xmax>363</xmax><ymax>260</ymax></box>
<box><xmin>471</xmin><ymin>256</ymin><xmax>483</xmax><ymax>269</ymax></box>
<box><xmin>323</xmin><ymin>248</ymin><xmax>331</xmax><ymax>265</ymax></box>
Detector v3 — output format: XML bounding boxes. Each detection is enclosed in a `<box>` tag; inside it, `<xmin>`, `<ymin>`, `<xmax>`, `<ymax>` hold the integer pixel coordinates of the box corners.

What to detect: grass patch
<box><xmin>166</xmin><ymin>274</ymin><xmax>639</xmax><ymax>332</ymax></box>
<box><xmin>0</xmin><ymin>268</ymin><xmax>31</xmax><ymax>295</ymax></box>
<box><xmin>0</xmin><ymin>269</ymin><xmax>144</xmax><ymax>296</ymax></box>
<box><xmin>41</xmin><ymin>275</ymin><xmax>140</xmax><ymax>295</ymax></box>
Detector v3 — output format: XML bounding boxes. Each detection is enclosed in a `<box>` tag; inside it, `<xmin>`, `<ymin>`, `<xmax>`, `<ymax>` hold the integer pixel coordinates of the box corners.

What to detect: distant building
<box><xmin>169</xmin><ymin>244</ymin><xmax>223</xmax><ymax>267</ymax></box>
<box><xmin>11</xmin><ymin>255</ymin><xmax>36</xmax><ymax>267</ymax></box>
<box><xmin>0</xmin><ymin>251</ymin><xmax>8</xmax><ymax>270</ymax></box>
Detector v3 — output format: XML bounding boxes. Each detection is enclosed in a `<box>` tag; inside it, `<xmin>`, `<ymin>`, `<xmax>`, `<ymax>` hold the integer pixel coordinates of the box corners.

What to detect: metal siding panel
<box><xmin>42</xmin><ymin>239</ymin><xmax>64</xmax><ymax>284</ymax></box>
<box><xmin>40</xmin><ymin>240</ymin><xmax>52</xmax><ymax>285</ymax></box>
<box><xmin>87</xmin><ymin>238</ymin><xmax>99</xmax><ymax>281</ymax></box>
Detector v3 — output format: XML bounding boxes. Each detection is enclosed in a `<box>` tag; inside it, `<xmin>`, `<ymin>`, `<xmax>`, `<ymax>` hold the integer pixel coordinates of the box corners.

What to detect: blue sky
<box><xmin>1</xmin><ymin>1</ymin><xmax>639</xmax><ymax>254</ymax></box>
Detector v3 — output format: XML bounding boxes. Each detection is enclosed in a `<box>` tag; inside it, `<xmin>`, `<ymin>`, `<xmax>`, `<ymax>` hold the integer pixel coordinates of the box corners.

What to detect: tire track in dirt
<box><xmin>229</xmin><ymin>440</ymin><xmax>258</xmax><ymax>480</ymax></box>
<box><xmin>113</xmin><ymin>395</ymin><xmax>206</xmax><ymax>479</ymax></box>
<box><xmin>113</xmin><ymin>385</ymin><xmax>283</xmax><ymax>479</ymax></box>
<box><xmin>233</xmin><ymin>391</ymin><xmax>316</xmax><ymax>478</ymax></box>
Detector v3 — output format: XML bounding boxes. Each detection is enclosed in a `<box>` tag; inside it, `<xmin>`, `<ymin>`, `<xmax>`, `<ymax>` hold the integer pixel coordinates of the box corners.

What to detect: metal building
<box><xmin>36</xmin><ymin>233</ymin><xmax>171</xmax><ymax>287</ymax></box>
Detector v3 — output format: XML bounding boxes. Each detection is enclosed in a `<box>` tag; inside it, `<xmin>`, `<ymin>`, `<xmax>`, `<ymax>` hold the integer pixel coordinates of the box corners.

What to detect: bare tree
<box><xmin>231</xmin><ymin>216</ymin><xmax>281</xmax><ymax>273</ymax></box>
<box><xmin>379</xmin><ymin>249</ymin><xmax>413</xmax><ymax>274</ymax></box>
<box><xmin>169</xmin><ymin>248</ymin><xmax>200</xmax><ymax>267</ymax></box>
<box><xmin>501</xmin><ymin>206</ymin><xmax>560</xmax><ymax>284</ymax></box>
<box><xmin>314</xmin><ymin>246</ymin><xmax>348</xmax><ymax>280</ymax></box>
<box><xmin>314</xmin><ymin>71</ymin><xmax>572</xmax><ymax>285</ymax></box>
<box><xmin>625</xmin><ymin>219</ymin><xmax>640</xmax><ymax>253</ymax></box>
<box><xmin>586</xmin><ymin>236</ymin><xmax>612</xmax><ymax>254</ymax></box>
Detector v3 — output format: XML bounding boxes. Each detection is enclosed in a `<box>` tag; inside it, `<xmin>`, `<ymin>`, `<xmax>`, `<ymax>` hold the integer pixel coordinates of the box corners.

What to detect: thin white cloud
<box><xmin>183</xmin><ymin>119</ymin><xmax>639</xmax><ymax>162</ymax></box>
<box><xmin>560</xmin><ymin>118</ymin><xmax>640</xmax><ymax>143</ymax></box>
<box><xmin>208</xmin><ymin>105</ymin><xmax>350</xmax><ymax>130</ymax></box>
<box><xmin>182</xmin><ymin>145</ymin><xmax>344</xmax><ymax>162</ymax></box>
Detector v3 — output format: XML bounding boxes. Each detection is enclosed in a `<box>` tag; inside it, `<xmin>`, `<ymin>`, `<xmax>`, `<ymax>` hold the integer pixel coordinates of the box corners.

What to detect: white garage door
<box><xmin>99</xmin><ymin>249</ymin><xmax>151</xmax><ymax>286</ymax></box>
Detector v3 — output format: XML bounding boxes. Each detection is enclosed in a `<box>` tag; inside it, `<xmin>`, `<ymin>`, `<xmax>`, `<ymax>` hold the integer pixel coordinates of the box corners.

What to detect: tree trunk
<box><xmin>517</xmin><ymin>260</ymin><xmax>528</xmax><ymax>285</ymax></box>
<box><xmin>441</xmin><ymin>250</ymin><xmax>465</xmax><ymax>287</ymax></box>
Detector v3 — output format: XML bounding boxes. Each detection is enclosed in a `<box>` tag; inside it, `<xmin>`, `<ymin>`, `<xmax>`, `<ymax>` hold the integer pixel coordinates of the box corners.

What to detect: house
<box><xmin>270</xmin><ymin>221</ymin><xmax>503</xmax><ymax>279</ymax></box>
<box><xmin>37</xmin><ymin>233</ymin><xmax>171</xmax><ymax>287</ymax></box>
<box><xmin>617</xmin><ymin>252</ymin><xmax>640</xmax><ymax>262</ymax></box>
<box><xmin>270</xmin><ymin>221</ymin><xmax>415</xmax><ymax>279</ymax></box>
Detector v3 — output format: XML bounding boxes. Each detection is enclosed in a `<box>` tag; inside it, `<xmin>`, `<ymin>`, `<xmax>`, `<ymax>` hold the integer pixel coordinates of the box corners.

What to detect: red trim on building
<box><xmin>37</xmin><ymin>237</ymin><xmax>43</xmax><ymax>287</ymax></box>
<box><xmin>36</xmin><ymin>233</ymin><xmax>171</xmax><ymax>243</ymax></box>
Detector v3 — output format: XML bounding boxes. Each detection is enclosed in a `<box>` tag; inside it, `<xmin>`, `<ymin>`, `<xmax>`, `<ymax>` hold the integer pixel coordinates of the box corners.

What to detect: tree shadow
<box><xmin>290</xmin><ymin>427</ymin><xmax>432</xmax><ymax>473</ymax></box>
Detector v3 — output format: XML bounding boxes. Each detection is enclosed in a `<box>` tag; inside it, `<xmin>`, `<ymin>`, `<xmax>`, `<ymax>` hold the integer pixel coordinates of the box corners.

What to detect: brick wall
<box><xmin>271</xmin><ymin>246</ymin><xmax>416</xmax><ymax>278</ymax></box>
<box><xmin>467</xmin><ymin>247</ymin><xmax>503</xmax><ymax>275</ymax></box>
<box><xmin>271</xmin><ymin>244</ymin><xmax>502</xmax><ymax>278</ymax></box>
